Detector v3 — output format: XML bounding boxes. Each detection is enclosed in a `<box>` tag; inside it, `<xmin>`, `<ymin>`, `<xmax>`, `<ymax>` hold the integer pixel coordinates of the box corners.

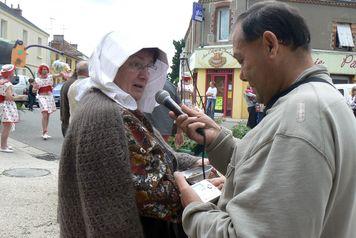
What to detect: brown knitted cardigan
<box><xmin>58</xmin><ymin>89</ymin><xmax>199</xmax><ymax>238</ymax></box>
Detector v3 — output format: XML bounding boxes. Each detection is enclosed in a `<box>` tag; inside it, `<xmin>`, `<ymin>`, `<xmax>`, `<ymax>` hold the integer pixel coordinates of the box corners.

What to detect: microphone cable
<box><xmin>196</xmin><ymin>128</ymin><xmax>206</xmax><ymax>179</ymax></box>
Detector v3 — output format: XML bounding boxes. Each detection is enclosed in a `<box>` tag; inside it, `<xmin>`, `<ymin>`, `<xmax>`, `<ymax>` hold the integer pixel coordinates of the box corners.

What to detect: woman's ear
<box><xmin>262</xmin><ymin>31</ymin><xmax>279</xmax><ymax>58</ymax></box>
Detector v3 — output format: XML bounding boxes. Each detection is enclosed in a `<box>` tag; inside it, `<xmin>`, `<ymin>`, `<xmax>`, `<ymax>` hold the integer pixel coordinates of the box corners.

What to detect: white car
<box><xmin>335</xmin><ymin>83</ymin><xmax>356</xmax><ymax>99</ymax></box>
<box><xmin>11</xmin><ymin>75</ymin><xmax>30</xmax><ymax>101</ymax></box>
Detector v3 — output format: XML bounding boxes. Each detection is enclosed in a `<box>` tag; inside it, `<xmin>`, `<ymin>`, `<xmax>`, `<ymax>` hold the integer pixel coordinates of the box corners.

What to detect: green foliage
<box><xmin>168</xmin><ymin>134</ymin><xmax>197</xmax><ymax>153</ymax></box>
<box><xmin>168</xmin><ymin>39</ymin><xmax>185</xmax><ymax>86</ymax></box>
<box><xmin>214</xmin><ymin>117</ymin><xmax>225</xmax><ymax>125</ymax></box>
<box><xmin>231</xmin><ymin>122</ymin><xmax>251</xmax><ymax>139</ymax></box>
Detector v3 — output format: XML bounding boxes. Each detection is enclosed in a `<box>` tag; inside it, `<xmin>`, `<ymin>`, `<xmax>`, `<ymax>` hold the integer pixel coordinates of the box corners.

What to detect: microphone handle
<box><xmin>164</xmin><ymin>100</ymin><xmax>204</xmax><ymax>136</ymax></box>
<box><xmin>171</xmin><ymin>105</ymin><xmax>184</xmax><ymax>116</ymax></box>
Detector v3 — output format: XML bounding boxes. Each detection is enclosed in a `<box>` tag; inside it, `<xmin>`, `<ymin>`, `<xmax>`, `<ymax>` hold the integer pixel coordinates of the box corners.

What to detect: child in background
<box><xmin>28</xmin><ymin>78</ymin><xmax>37</xmax><ymax>111</ymax></box>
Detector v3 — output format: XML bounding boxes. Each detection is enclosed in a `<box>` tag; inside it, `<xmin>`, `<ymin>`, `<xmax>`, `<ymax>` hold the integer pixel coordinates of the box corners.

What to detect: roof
<box><xmin>0</xmin><ymin>2</ymin><xmax>49</xmax><ymax>36</ymax></box>
<box><xmin>49</xmin><ymin>37</ymin><xmax>88</xmax><ymax>60</ymax></box>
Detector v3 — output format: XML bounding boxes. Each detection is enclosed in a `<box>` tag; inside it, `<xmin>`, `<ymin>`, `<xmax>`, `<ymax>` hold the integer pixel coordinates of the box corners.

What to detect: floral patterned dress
<box><xmin>0</xmin><ymin>80</ymin><xmax>19</xmax><ymax>123</ymax></box>
<box><xmin>35</xmin><ymin>75</ymin><xmax>56</xmax><ymax>114</ymax></box>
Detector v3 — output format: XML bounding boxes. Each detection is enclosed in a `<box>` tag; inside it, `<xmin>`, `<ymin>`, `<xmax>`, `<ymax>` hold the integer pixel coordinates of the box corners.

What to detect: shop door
<box><xmin>211</xmin><ymin>74</ymin><xmax>233</xmax><ymax>117</ymax></box>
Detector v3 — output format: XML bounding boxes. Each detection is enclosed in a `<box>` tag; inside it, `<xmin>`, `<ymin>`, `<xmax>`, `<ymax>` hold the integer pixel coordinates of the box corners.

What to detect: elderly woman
<box><xmin>58</xmin><ymin>32</ymin><xmax>201</xmax><ymax>238</ymax></box>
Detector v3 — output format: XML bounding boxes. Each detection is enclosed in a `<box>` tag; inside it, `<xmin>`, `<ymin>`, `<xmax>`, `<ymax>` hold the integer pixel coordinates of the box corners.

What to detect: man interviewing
<box><xmin>172</xmin><ymin>1</ymin><xmax>356</xmax><ymax>238</ymax></box>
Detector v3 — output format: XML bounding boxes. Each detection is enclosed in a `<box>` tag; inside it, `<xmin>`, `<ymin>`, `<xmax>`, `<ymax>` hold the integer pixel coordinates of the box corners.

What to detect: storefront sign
<box><xmin>312</xmin><ymin>50</ymin><xmax>355</xmax><ymax>75</ymax></box>
<box><xmin>190</xmin><ymin>46</ymin><xmax>239</xmax><ymax>69</ymax></box>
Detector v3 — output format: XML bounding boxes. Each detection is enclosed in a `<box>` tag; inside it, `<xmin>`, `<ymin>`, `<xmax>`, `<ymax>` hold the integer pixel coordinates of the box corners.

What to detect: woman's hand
<box><xmin>169</xmin><ymin>105</ymin><xmax>221</xmax><ymax>146</ymax></box>
<box><xmin>5</xmin><ymin>87</ymin><xmax>14</xmax><ymax>101</ymax></box>
<box><xmin>192</xmin><ymin>158</ymin><xmax>210</xmax><ymax>167</ymax></box>
<box><xmin>174</xmin><ymin>130</ymin><xmax>184</xmax><ymax>149</ymax></box>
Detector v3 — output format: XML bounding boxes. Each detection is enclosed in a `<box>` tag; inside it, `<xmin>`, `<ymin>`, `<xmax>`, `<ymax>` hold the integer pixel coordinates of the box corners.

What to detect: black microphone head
<box><xmin>155</xmin><ymin>89</ymin><xmax>170</xmax><ymax>104</ymax></box>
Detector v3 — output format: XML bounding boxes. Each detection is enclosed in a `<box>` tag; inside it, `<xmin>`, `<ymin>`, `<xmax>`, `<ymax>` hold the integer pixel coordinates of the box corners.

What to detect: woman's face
<box><xmin>40</xmin><ymin>68</ymin><xmax>48</xmax><ymax>76</ymax></box>
<box><xmin>114</xmin><ymin>50</ymin><xmax>155</xmax><ymax>101</ymax></box>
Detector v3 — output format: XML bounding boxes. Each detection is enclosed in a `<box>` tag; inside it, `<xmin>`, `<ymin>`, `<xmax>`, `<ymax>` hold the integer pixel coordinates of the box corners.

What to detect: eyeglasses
<box><xmin>127</xmin><ymin>60</ymin><xmax>157</xmax><ymax>72</ymax></box>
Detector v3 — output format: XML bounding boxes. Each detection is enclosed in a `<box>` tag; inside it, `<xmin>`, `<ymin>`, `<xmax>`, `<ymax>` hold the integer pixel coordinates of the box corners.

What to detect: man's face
<box><xmin>233</xmin><ymin>24</ymin><xmax>271</xmax><ymax>104</ymax></box>
<box><xmin>114</xmin><ymin>50</ymin><xmax>155</xmax><ymax>101</ymax></box>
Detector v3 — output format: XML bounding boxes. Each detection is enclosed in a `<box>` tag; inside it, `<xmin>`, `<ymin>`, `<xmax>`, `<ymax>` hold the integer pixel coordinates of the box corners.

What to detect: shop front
<box><xmin>187</xmin><ymin>45</ymin><xmax>248</xmax><ymax>119</ymax></box>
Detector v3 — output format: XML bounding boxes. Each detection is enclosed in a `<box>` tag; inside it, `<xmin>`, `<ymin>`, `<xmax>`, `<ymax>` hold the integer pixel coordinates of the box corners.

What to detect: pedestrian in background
<box><xmin>205</xmin><ymin>80</ymin><xmax>217</xmax><ymax>119</ymax></box>
<box><xmin>34</xmin><ymin>64</ymin><xmax>56</xmax><ymax>140</ymax></box>
<box><xmin>348</xmin><ymin>86</ymin><xmax>356</xmax><ymax>117</ymax></box>
<box><xmin>255</xmin><ymin>102</ymin><xmax>265</xmax><ymax>124</ymax></box>
<box><xmin>172</xmin><ymin>2</ymin><xmax>356</xmax><ymax>237</ymax></box>
<box><xmin>67</xmin><ymin>61</ymin><xmax>89</xmax><ymax>123</ymax></box>
<box><xmin>27</xmin><ymin>78</ymin><xmax>37</xmax><ymax>111</ymax></box>
<box><xmin>145</xmin><ymin>79</ymin><xmax>184</xmax><ymax>148</ymax></box>
<box><xmin>60</xmin><ymin>61</ymin><xmax>88</xmax><ymax>137</ymax></box>
<box><xmin>0</xmin><ymin>64</ymin><xmax>19</xmax><ymax>153</ymax></box>
<box><xmin>244</xmin><ymin>86</ymin><xmax>257</xmax><ymax>128</ymax></box>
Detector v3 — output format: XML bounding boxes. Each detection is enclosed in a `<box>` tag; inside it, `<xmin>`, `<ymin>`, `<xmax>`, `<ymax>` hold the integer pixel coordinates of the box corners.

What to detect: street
<box><xmin>11</xmin><ymin>107</ymin><xmax>64</xmax><ymax>157</ymax></box>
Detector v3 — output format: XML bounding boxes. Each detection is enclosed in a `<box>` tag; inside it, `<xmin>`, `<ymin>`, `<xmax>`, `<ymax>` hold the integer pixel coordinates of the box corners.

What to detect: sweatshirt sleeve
<box><xmin>206</xmin><ymin>127</ymin><xmax>237</xmax><ymax>174</ymax></box>
<box><xmin>182</xmin><ymin>135</ymin><xmax>332</xmax><ymax>238</ymax></box>
<box><xmin>68</xmin><ymin>99</ymin><xmax>143</xmax><ymax>237</ymax></box>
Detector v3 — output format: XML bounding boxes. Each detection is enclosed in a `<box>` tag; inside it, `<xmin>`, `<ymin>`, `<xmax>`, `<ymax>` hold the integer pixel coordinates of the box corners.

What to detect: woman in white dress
<box><xmin>35</xmin><ymin>64</ymin><xmax>56</xmax><ymax>139</ymax></box>
<box><xmin>0</xmin><ymin>64</ymin><xmax>19</xmax><ymax>153</ymax></box>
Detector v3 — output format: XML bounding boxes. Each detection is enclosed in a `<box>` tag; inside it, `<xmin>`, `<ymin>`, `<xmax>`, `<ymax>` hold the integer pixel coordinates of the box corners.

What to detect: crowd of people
<box><xmin>1</xmin><ymin>1</ymin><xmax>356</xmax><ymax>238</ymax></box>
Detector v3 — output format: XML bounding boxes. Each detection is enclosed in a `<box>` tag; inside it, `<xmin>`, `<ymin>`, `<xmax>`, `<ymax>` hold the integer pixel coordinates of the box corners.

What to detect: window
<box><xmin>335</xmin><ymin>23</ymin><xmax>354</xmax><ymax>49</ymax></box>
<box><xmin>22</xmin><ymin>30</ymin><xmax>28</xmax><ymax>45</ymax></box>
<box><xmin>37</xmin><ymin>37</ymin><xmax>42</xmax><ymax>56</ymax></box>
<box><xmin>331</xmin><ymin>74</ymin><xmax>351</xmax><ymax>84</ymax></box>
<box><xmin>1</xmin><ymin>19</ymin><xmax>7</xmax><ymax>38</ymax></box>
<box><xmin>217</xmin><ymin>8</ymin><xmax>230</xmax><ymax>41</ymax></box>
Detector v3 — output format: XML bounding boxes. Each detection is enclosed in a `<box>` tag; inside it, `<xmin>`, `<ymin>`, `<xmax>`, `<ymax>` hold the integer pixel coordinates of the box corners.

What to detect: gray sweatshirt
<box><xmin>182</xmin><ymin>66</ymin><xmax>356</xmax><ymax>238</ymax></box>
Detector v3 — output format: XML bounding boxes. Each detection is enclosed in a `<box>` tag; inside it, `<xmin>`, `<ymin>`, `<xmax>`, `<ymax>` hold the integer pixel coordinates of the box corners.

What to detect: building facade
<box><xmin>183</xmin><ymin>0</ymin><xmax>356</xmax><ymax>119</ymax></box>
<box><xmin>0</xmin><ymin>2</ymin><xmax>50</xmax><ymax>77</ymax></box>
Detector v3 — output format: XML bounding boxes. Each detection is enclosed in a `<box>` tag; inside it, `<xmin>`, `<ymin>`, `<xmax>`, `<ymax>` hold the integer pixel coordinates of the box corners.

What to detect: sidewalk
<box><xmin>0</xmin><ymin>138</ymin><xmax>59</xmax><ymax>238</ymax></box>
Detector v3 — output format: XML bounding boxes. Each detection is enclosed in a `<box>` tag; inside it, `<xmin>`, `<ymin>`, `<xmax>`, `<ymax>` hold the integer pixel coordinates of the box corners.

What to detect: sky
<box><xmin>5</xmin><ymin>0</ymin><xmax>195</xmax><ymax>64</ymax></box>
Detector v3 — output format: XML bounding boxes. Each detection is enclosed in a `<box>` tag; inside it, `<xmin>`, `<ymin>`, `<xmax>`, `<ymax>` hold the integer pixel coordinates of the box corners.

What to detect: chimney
<box><xmin>53</xmin><ymin>35</ymin><xmax>64</xmax><ymax>42</ymax></box>
<box><xmin>12</xmin><ymin>4</ymin><xmax>22</xmax><ymax>16</ymax></box>
<box><xmin>70</xmin><ymin>44</ymin><xmax>78</xmax><ymax>49</ymax></box>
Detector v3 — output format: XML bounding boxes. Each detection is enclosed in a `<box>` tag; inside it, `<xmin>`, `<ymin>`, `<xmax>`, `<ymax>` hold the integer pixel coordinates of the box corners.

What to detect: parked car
<box><xmin>335</xmin><ymin>84</ymin><xmax>356</xmax><ymax>100</ymax></box>
<box><xmin>53</xmin><ymin>82</ymin><xmax>64</xmax><ymax>107</ymax></box>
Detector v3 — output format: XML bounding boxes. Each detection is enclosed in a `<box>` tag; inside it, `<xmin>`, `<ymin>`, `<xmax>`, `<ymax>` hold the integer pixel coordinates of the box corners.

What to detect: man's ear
<box><xmin>262</xmin><ymin>31</ymin><xmax>279</xmax><ymax>58</ymax></box>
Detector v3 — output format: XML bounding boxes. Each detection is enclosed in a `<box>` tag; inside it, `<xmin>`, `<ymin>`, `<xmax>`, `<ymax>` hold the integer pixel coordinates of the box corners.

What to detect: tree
<box><xmin>168</xmin><ymin>39</ymin><xmax>185</xmax><ymax>86</ymax></box>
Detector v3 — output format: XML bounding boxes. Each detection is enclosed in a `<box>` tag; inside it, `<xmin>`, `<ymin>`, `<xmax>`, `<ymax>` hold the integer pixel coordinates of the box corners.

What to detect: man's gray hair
<box><xmin>76</xmin><ymin>61</ymin><xmax>89</xmax><ymax>76</ymax></box>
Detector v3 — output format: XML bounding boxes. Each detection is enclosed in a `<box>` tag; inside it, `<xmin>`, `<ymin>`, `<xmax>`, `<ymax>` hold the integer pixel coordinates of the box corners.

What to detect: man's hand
<box><xmin>174</xmin><ymin>172</ymin><xmax>202</xmax><ymax>207</ymax></box>
<box><xmin>208</xmin><ymin>176</ymin><xmax>226</xmax><ymax>190</ymax></box>
<box><xmin>169</xmin><ymin>105</ymin><xmax>221</xmax><ymax>145</ymax></box>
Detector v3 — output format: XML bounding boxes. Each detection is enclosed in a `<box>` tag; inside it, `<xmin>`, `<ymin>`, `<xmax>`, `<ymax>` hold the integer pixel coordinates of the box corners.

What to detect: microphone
<box><xmin>155</xmin><ymin>89</ymin><xmax>184</xmax><ymax>116</ymax></box>
<box><xmin>155</xmin><ymin>89</ymin><xmax>204</xmax><ymax>136</ymax></box>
